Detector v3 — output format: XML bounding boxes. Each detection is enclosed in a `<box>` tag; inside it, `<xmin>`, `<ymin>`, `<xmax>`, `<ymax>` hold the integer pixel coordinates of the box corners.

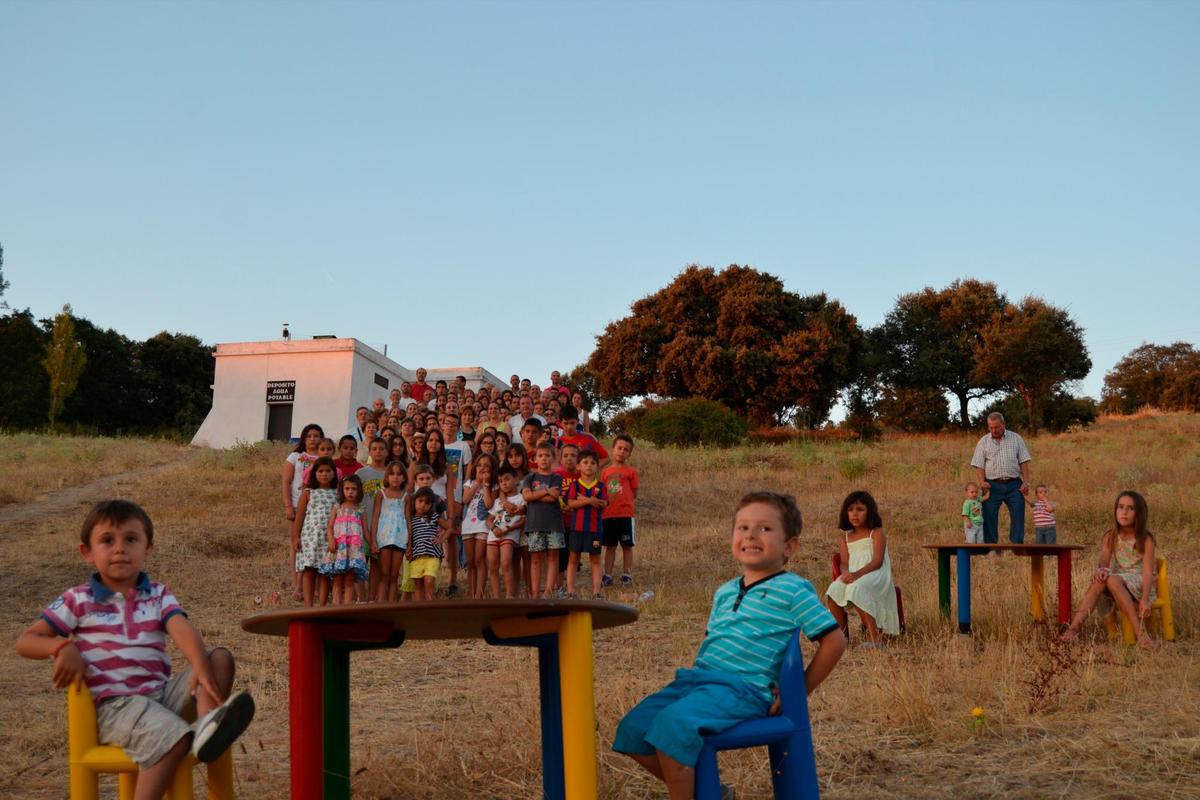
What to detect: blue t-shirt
<box><xmin>694</xmin><ymin>571</ymin><xmax>839</xmax><ymax>700</ymax></box>
<box><xmin>520</xmin><ymin>471</ymin><xmax>566</xmax><ymax>533</ymax></box>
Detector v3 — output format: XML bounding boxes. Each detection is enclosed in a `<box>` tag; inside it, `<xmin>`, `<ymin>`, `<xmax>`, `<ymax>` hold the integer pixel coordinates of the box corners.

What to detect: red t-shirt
<box><xmin>559</xmin><ymin>432</ymin><xmax>608</xmax><ymax>461</ymax></box>
<box><xmin>334</xmin><ymin>458</ymin><xmax>363</xmax><ymax>480</ymax></box>
<box><xmin>601</xmin><ymin>464</ymin><xmax>639</xmax><ymax>519</ymax></box>
<box><xmin>411</xmin><ymin>382</ymin><xmax>434</xmax><ymax>403</ymax></box>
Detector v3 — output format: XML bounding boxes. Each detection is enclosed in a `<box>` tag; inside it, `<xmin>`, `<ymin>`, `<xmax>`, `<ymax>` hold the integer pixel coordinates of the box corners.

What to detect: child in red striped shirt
<box><xmin>17</xmin><ymin>500</ymin><xmax>255</xmax><ymax>800</ymax></box>
<box><xmin>1025</xmin><ymin>484</ymin><xmax>1058</xmax><ymax>544</ymax></box>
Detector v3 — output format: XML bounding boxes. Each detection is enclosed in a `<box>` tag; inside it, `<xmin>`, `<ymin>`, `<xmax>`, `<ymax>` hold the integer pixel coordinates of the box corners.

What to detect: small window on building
<box><xmin>374</xmin><ymin>373</ymin><xmax>389</xmax><ymax>389</ymax></box>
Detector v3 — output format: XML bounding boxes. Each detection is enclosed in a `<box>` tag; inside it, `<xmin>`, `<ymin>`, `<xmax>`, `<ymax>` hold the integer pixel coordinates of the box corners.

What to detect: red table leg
<box><xmin>289</xmin><ymin>620</ymin><xmax>324</xmax><ymax>800</ymax></box>
<box><xmin>1056</xmin><ymin>550</ymin><xmax>1073</xmax><ymax>626</ymax></box>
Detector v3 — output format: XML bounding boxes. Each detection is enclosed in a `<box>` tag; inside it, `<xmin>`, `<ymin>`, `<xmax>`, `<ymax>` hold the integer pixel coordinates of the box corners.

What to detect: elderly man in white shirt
<box><xmin>970</xmin><ymin>412</ymin><xmax>1032</xmax><ymax>545</ymax></box>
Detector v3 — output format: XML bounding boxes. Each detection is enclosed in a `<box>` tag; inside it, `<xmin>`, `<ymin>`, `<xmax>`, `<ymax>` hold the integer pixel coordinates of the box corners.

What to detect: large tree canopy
<box><xmin>1101</xmin><ymin>342</ymin><xmax>1199</xmax><ymax>414</ymax></box>
<box><xmin>877</xmin><ymin>279</ymin><xmax>1008</xmax><ymax>429</ymax></box>
<box><xmin>588</xmin><ymin>265</ymin><xmax>862</xmax><ymax>426</ymax></box>
<box><xmin>974</xmin><ymin>297</ymin><xmax>1091</xmax><ymax>434</ymax></box>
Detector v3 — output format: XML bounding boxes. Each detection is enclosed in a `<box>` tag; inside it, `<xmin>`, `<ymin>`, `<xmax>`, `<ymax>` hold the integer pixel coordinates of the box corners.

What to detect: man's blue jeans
<box><xmin>982</xmin><ymin>478</ymin><xmax>1025</xmax><ymax>544</ymax></box>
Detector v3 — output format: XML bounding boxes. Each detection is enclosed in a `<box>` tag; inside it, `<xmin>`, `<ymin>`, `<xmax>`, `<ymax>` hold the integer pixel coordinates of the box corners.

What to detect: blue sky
<box><xmin>2</xmin><ymin>1</ymin><xmax>1197</xmax><ymax>408</ymax></box>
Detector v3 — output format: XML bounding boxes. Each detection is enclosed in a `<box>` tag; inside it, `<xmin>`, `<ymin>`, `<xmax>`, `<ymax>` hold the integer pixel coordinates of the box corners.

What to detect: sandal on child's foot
<box><xmin>620</xmin><ymin>574</ymin><xmax>633</xmax><ymax>586</ymax></box>
<box><xmin>193</xmin><ymin>692</ymin><xmax>256</xmax><ymax>763</ymax></box>
<box><xmin>601</xmin><ymin>574</ymin><xmax>614</xmax><ymax>588</ymax></box>
<box><xmin>720</xmin><ymin>783</ymin><xmax>736</xmax><ymax>800</ymax></box>
<box><xmin>592</xmin><ymin>593</ymin><xmax>605</xmax><ymax>600</ymax></box>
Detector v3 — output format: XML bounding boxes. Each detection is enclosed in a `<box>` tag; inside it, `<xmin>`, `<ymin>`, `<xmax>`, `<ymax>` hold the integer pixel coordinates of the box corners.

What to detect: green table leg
<box><xmin>937</xmin><ymin>550</ymin><xmax>951</xmax><ymax>617</ymax></box>
<box><xmin>323</xmin><ymin>645</ymin><xmax>352</xmax><ymax>800</ymax></box>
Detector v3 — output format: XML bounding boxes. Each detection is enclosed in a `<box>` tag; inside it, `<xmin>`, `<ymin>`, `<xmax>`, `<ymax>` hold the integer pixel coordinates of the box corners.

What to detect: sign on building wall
<box><xmin>266</xmin><ymin>381</ymin><xmax>296</xmax><ymax>403</ymax></box>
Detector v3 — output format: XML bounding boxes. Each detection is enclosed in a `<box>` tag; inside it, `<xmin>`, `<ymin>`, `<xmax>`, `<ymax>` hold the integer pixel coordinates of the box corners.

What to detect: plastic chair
<box><xmin>68</xmin><ymin>682</ymin><xmax>234</xmax><ymax>800</ymax></box>
<box><xmin>1104</xmin><ymin>557</ymin><xmax>1176</xmax><ymax>645</ymax></box>
<box><xmin>830</xmin><ymin>552</ymin><xmax>905</xmax><ymax>634</ymax></box>
<box><xmin>694</xmin><ymin>630</ymin><xmax>819</xmax><ymax>800</ymax></box>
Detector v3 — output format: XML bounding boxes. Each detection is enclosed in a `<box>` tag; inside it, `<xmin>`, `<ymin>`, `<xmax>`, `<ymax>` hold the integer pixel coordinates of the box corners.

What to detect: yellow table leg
<box><xmin>557</xmin><ymin>610</ymin><xmax>597</xmax><ymax>800</ymax></box>
<box><xmin>1030</xmin><ymin>556</ymin><xmax>1045</xmax><ymax>621</ymax></box>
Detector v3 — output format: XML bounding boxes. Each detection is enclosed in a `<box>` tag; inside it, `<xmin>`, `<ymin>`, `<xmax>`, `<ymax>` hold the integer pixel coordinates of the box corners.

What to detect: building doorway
<box><xmin>267</xmin><ymin>404</ymin><xmax>294</xmax><ymax>442</ymax></box>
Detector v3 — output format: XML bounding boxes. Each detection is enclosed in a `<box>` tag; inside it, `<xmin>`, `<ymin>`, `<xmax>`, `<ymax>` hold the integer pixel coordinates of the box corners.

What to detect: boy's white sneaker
<box><xmin>192</xmin><ymin>691</ymin><xmax>256</xmax><ymax>763</ymax></box>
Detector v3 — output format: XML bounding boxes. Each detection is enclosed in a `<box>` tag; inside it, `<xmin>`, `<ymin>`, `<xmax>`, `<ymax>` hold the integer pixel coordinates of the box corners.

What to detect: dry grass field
<box><xmin>1</xmin><ymin>414</ymin><xmax>1197</xmax><ymax>799</ymax></box>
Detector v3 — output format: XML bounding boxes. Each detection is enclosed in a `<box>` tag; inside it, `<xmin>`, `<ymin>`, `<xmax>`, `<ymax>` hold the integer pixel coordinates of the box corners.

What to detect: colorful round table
<box><xmin>242</xmin><ymin>600</ymin><xmax>638</xmax><ymax>800</ymax></box>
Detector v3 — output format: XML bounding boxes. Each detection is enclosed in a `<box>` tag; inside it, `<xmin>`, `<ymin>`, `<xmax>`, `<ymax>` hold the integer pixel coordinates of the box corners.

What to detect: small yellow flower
<box><xmin>971</xmin><ymin>706</ymin><xmax>985</xmax><ymax>719</ymax></box>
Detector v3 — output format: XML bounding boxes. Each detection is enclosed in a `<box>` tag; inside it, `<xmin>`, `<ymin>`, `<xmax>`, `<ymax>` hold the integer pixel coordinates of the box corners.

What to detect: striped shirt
<box><xmin>1033</xmin><ymin>500</ymin><xmax>1056</xmax><ymax>527</ymax></box>
<box><xmin>970</xmin><ymin>430</ymin><xmax>1032</xmax><ymax>480</ymax></box>
<box><xmin>694</xmin><ymin>572</ymin><xmax>839</xmax><ymax>700</ymax></box>
<box><xmin>409</xmin><ymin>514</ymin><xmax>444</xmax><ymax>559</ymax></box>
<box><xmin>41</xmin><ymin>573</ymin><xmax>185</xmax><ymax>701</ymax></box>
<box><xmin>567</xmin><ymin>478</ymin><xmax>607</xmax><ymax>534</ymax></box>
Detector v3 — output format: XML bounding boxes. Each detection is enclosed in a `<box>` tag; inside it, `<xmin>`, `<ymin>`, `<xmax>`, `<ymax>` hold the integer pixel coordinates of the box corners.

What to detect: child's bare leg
<box><xmin>857</xmin><ymin>608</ymin><xmax>882</xmax><ymax>643</ymax></box>
<box><xmin>368</xmin><ymin>559</ymin><xmax>380</xmax><ymax>603</ymax></box>
<box><xmin>530</xmin><ymin>552</ymin><xmax>545</xmax><ymax>597</ymax></box>
<box><xmin>629</xmin><ymin>752</ymin><xmax>664</xmax><ymax>780</ymax></box>
<box><xmin>301</xmin><ymin>570</ymin><xmax>316</xmax><ymax>607</ymax></box>
<box><xmin>520</xmin><ymin>548</ymin><xmax>532</xmax><ymax>597</ymax></box>
<box><xmin>566</xmin><ymin>551</ymin><xmax>580</xmax><ymax>595</ymax></box>
<box><xmin>317</xmin><ymin>575</ymin><xmax>331</xmax><ymax>606</ymax></box>
<box><xmin>487</xmin><ymin>546</ymin><xmax>501</xmax><ymax>598</ymax></box>
<box><xmin>604</xmin><ymin>546</ymin><xmax>618</xmax><ymax>578</ymax></box>
<box><xmin>656</xmin><ymin>751</ymin><xmax>695</xmax><ymax>800</ymax></box>
<box><xmin>1106</xmin><ymin>576</ymin><xmax>1157</xmax><ymax>648</ymax></box>
<box><xmin>471</xmin><ymin>540</ymin><xmax>487</xmax><ymax>598</ymax></box>
<box><xmin>203</xmin><ymin>647</ymin><xmax>236</xmax><ymax>712</ymax></box>
<box><xmin>447</xmin><ymin>535</ymin><xmax>460</xmax><ymax>590</ymax></box>
<box><xmin>544</xmin><ymin>550</ymin><xmax>560</xmax><ymax>596</ymax></box>
<box><xmin>622</xmin><ymin>544</ymin><xmax>634</xmax><ymax>577</ymax></box>
<box><xmin>422</xmin><ymin>576</ymin><xmax>436</xmax><ymax>601</ymax></box>
<box><xmin>826</xmin><ymin>597</ymin><xmax>850</xmax><ymax>635</ymax></box>
<box><xmin>590</xmin><ymin>554</ymin><xmax>603</xmax><ymax>595</ymax></box>
<box><xmin>501</xmin><ymin>546</ymin><xmax>516</xmax><ymax>598</ymax></box>
<box><xmin>1062</xmin><ymin>579</ymin><xmax>1108</xmax><ymax>639</ymax></box>
<box><xmin>133</xmin><ymin>735</ymin><xmax>191</xmax><ymax>800</ymax></box>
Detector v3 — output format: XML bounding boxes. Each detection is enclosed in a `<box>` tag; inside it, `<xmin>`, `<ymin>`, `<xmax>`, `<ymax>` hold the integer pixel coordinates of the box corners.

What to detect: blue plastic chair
<box><xmin>694</xmin><ymin>630</ymin><xmax>819</xmax><ymax>800</ymax></box>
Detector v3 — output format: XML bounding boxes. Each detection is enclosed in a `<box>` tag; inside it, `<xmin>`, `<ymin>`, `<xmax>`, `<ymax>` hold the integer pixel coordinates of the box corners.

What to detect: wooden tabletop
<box><xmin>921</xmin><ymin>543</ymin><xmax>1083</xmax><ymax>552</ymax></box>
<box><xmin>241</xmin><ymin>599</ymin><xmax>639</xmax><ymax>640</ymax></box>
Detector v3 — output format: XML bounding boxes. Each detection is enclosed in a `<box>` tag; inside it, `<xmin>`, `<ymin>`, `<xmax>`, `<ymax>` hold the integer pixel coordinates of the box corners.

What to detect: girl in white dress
<box><xmin>825</xmin><ymin>491</ymin><xmax>900</xmax><ymax>645</ymax></box>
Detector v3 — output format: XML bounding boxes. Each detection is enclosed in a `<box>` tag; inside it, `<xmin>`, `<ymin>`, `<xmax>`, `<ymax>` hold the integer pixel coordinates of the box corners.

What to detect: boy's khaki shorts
<box><xmin>96</xmin><ymin>665</ymin><xmax>197</xmax><ymax>767</ymax></box>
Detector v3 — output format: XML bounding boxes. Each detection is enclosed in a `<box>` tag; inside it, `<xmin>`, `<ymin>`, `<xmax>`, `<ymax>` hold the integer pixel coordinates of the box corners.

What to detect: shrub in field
<box><xmin>633</xmin><ymin>398</ymin><xmax>747</xmax><ymax>447</ymax></box>
<box><xmin>979</xmin><ymin>391</ymin><xmax>1097</xmax><ymax>434</ymax></box>
<box><xmin>837</xmin><ymin>456</ymin><xmax>868</xmax><ymax>481</ymax></box>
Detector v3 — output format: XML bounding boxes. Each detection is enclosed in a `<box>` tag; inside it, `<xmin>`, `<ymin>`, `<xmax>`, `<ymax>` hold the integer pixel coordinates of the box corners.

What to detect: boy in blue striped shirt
<box><xmin>613</xmin><ymin>491</ymin><xmax>846</xmax><ymax>800</ymax></box>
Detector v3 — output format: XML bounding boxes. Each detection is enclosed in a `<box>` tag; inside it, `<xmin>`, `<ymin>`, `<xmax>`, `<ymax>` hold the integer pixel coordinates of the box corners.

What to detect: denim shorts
<box><xmin>612</xmin><ymin>668</ymin><xmax>770</xmax><ymax>766</ymax></box>
<box><xmin>1035</xmin><ymin>525</ymin><xmax>1057</xmax><ymax>545</ymax></box>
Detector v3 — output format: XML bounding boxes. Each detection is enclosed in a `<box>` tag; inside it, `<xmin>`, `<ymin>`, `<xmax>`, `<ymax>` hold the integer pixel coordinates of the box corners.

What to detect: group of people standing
<box><xmin>280</xmin><ymin>370</ymin><xmax>640</xmax><ymax>606</ymax></box>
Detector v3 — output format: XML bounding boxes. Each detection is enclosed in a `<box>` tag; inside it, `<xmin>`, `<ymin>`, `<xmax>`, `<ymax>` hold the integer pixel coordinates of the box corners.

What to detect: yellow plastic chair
<box><xmin>68</xmin><ymin>682</ymin><xmax>234</xmax><ymax>800</ymax></box>
<box><xmin>1104</xmin><ymin>557</ymin><xmax>1176</xmax><ymax>645</ymax></box>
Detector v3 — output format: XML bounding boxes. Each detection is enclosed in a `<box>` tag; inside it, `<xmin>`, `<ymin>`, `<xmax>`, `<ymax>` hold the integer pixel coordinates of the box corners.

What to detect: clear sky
<box><xmin>2</xmin><ymin>1</ymin><xmax>1197</xmax><ymax>407</ymax></box>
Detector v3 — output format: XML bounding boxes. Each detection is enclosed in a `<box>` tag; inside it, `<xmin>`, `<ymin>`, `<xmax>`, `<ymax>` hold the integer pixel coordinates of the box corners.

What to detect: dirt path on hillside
<box><xmin>0</xmin><ymin>452</ymin><xmax>202</xmax><ymax>531</ymax></box>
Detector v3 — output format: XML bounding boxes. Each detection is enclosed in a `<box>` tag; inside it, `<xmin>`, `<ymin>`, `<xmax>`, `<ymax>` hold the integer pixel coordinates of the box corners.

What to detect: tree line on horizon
<box><xmin>0</xmin><ymin>251</ymin><xmax>1195</xmax><ymax>439</ymax></box>
<box><xmin>578</xmin><ymin>265</ymin><xmax>1200</xmax><ymax>438</ymax></box>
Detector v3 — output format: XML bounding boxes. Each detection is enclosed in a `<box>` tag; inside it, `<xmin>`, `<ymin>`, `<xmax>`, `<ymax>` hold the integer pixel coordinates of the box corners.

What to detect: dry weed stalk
<box><xmin>1021</xmin><ymin>622</ymin><xmax>1082</xmax><ymax>714</ymax></box>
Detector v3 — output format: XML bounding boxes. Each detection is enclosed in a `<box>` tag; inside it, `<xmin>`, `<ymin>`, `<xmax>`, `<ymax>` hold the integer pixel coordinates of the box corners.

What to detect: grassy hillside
<box><xmin>1</xmin><ymin>414</ymin><xmax>1196</xmax><ymax>798</ymax></box>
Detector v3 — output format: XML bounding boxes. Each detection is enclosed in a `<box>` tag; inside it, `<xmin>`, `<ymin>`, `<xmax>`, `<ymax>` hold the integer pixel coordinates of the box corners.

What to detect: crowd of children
<box><xmin>283</xmin><ymin>374</ymin><xmax>640</xmax><ymax>605</ymax></box>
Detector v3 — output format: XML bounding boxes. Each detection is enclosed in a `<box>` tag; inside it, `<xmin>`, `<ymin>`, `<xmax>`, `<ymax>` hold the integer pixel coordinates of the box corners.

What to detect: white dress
<box><xmin>825</xmin><ymin>530</ymin><xmax>901</xmax><ymax>635</ymax></box>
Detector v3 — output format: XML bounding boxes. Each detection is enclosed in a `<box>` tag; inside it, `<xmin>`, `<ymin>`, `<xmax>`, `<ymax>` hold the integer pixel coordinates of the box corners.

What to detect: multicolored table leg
<box><xmin>288</xmin><ymin>621</ymin><xmax>325</xmax><ymax>800</ymax></box>
<box><xmin>955</xmin><ymin>547</ymin><xmax>972</xmax><ymax>634</ymax></box>
<box><xmin>937</xmin><ymin>549</ymin><xmax>952</xmax><ymax>618</ymax></box>
<box><xmin>1056</xmin><ymin>550</ymin><xmax>1073</xmax><ymax>626</ymax></box>
<box><xmin>1030</xmin><ymin>556</ymin><xmax>1046</xmax><ymax>621</ymax></box>
<box><xmin>491</xmin><ymin>612</ymin><xmax>599</xmax><ymax>800</ymax></box>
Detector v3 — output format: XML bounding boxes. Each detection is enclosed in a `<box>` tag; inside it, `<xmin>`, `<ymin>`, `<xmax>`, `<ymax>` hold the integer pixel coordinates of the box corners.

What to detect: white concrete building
<box><xmin>191</xmin><ymin>338</ymin><xmax>506</xmax><ymax>448</ymax></box>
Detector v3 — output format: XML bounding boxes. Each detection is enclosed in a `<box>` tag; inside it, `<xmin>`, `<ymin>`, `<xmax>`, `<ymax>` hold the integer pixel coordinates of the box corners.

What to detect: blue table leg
<box><xmin>484</xmin><ymin>628</ymin><xmax>565</xmax><ymax>800</ymax></box>
<box><xmin>956</xmin><ymin>547</ymin><xmax>972</xmax><ymax>634</ymax></box>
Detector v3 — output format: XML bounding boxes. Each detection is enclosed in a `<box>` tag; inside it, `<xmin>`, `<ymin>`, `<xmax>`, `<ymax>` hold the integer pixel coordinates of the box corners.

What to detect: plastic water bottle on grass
<box><xmin>638</xmin><ymin>590</ymin><xmax>655</xmax><ymax>603</ymax></box>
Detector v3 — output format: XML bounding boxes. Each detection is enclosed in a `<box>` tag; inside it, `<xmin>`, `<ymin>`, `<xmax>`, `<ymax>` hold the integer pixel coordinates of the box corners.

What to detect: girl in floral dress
<box><xmin>321</xmin><ymin>474</ymin><xmax>371</xmax><ymax>605</ymax></box>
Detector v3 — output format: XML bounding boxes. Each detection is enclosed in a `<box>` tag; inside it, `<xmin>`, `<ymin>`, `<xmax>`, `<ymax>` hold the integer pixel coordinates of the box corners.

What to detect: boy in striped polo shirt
<box><xmin>17</xmin><ymin>500</ymin><xmax>254</xmax><ymax>800</ymax></box>
<box><xmin>613</xmin><ymin>491</ymin><xmax>846</xmax><ymax>800</ymax></box>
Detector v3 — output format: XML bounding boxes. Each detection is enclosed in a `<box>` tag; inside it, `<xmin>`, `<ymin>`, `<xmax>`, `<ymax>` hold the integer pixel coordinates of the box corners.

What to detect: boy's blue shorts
<box><xmin>612</xmin><ymin>668</ymin><xmax>770</xmax><ymax>767</ymax></box>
